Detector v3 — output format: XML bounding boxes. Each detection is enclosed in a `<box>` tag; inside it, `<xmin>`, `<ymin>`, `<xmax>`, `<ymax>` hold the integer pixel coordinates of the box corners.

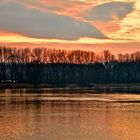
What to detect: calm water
<box><xmin>0</xmin><ymin>89</ymin><xmax>140</xmax><ymax>140</ymax></box>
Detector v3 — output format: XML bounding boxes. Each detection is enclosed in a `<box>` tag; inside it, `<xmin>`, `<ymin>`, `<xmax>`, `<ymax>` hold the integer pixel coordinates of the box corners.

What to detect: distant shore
<box><xmin>0</xmin><ymin>83</ymin><xmax>140</xmax><ymax>93</ymax></box>
<box><xmin>0</xmin><ymin>83</ymin><xmax>34</xmax><ymax>89</ymax></box>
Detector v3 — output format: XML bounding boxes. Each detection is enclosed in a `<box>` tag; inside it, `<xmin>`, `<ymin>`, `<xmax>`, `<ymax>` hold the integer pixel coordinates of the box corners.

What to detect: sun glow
<box><xmin>0</xmin><ymin>33</ymin><xmax>132</xmax><ymax>45</ymax></box>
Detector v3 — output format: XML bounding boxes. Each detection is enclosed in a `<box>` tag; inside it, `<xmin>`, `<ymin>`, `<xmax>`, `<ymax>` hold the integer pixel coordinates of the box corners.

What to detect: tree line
<box><xmin>0</xmin><ymin>47</ymin><xmax>140</xmax><ymax>85</ymax></box>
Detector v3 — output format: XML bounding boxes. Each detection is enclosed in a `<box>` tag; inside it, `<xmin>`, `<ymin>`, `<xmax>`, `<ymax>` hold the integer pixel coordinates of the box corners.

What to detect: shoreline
<box><xmin>0</xmin><ymin>83</ymin><xmax>140</xmax><ymax>93</ymax></box>
<box><xmin>0</xmin><ymin>83</ymin><xmax>34</xmax><ymax>89</ymax></box>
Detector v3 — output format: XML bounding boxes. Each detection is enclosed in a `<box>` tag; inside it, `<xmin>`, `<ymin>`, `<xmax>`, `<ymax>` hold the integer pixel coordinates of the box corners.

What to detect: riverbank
<box><xmin>0</xmin><ymin>83</ymin><xmax>34</xmax><ymax>89</ymax></box>
<box><xmin>0</xmin><ymin>83</ymin><xmax>140</xmax><ymax>93</ymax></box>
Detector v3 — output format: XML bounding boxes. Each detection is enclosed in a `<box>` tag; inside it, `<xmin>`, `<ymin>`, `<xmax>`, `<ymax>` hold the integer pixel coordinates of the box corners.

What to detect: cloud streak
<box><xmin>0</xmin><ymin>2</ymin><xmax>107</xmax><ymax>40</ymax></box>
<box><xmin>82</xmin><ymin>1</ymin><xmax>134</xmax><ymax>21</ymax></box>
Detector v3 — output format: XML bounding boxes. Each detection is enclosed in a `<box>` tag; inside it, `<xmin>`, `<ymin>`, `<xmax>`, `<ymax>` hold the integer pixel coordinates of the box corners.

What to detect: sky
<box><xmin>0</xmin><ymin>0</ymin><xmax>140</xmax><ymax>54</ymax></box>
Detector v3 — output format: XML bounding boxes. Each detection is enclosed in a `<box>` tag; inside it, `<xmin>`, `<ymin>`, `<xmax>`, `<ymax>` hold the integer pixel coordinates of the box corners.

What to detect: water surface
<box><xmin>0</xmin><ymin>89</ymin><xmax>140</xmax><ymax>140</ymax></box>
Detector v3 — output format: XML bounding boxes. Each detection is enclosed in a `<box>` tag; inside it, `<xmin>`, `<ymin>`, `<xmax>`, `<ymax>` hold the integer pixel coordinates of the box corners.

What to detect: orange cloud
<box><xmin>0</xmin><ymin>31</ymin><xmax>19</xmax><ymax>36</ymax></box>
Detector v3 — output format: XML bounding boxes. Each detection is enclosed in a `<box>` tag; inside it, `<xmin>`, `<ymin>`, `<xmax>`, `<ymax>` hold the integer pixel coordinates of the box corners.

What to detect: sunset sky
<box><xmin>0</xmin><ymin>0</ymin><xmax>140</xmax><ymax>54</ymax></box>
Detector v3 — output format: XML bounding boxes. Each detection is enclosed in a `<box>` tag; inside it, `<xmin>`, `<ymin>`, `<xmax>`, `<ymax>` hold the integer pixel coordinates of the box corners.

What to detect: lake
<box><xmin>0</xmin><ymin>88</ymin><xmax>140</xmax><ymax>140</ymax></box>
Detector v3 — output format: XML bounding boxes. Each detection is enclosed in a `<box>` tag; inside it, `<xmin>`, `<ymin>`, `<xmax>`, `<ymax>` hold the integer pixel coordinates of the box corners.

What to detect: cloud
<box><xmin>82</xmin><ymin>1</ymin><xmax>134</xmax><ymax>21</ymax></box>
<box><xmin>0</xmin><ymin>2</ymin><xmax>107</xmax><ymax>40</ymax></box>
<box><xmin>19</xmin><ymin>0</ymin><xmax>61</xmax><ymax>11</ymax></box>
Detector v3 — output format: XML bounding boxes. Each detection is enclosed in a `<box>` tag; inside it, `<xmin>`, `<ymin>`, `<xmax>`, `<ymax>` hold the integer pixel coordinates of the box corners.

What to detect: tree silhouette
<box><xmin>0</xmin><ymin>47</ymin><xmax>139</xmax><ymax>85</ymax></box>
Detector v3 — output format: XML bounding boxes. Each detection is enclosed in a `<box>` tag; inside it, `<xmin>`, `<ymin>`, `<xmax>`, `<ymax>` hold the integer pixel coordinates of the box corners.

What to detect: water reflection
<box><xmin>0</xmin><ymin>89</ymin><xmax>140</xmax><ymax>140</ymax></box>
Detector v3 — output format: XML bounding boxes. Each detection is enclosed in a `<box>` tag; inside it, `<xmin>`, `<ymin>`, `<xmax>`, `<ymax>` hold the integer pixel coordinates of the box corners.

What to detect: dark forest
<box><xmin>0</xmin><ymin>47</ymin><xmax>140</xmax><ymax>86</ymax></box>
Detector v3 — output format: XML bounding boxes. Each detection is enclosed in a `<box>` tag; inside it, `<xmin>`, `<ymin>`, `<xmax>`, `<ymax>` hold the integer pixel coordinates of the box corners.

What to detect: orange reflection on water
<box><xmin>0</xmin><ymin>90</ymin><xmax>140</xmax><ymax>140</ymax></box>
